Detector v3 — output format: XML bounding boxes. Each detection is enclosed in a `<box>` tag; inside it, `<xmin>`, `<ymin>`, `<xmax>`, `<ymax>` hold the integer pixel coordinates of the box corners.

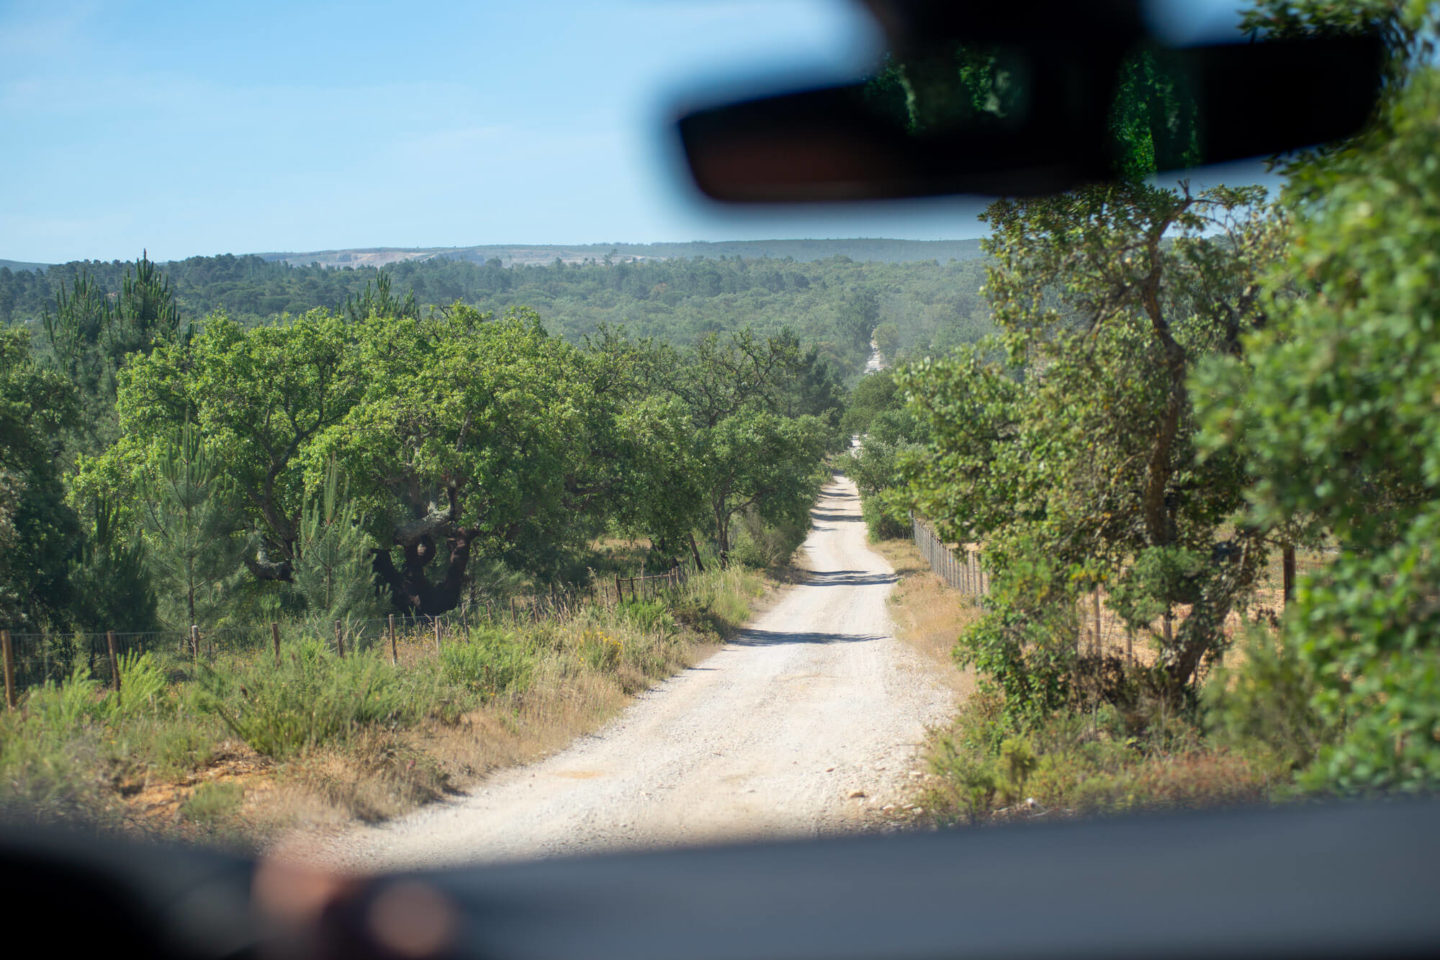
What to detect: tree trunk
<box><xmin>1165</xmin><ymin>532</ymin><xmax>1264</xmax><ymax>693</ymax></box>
<box><xmin>714</xmin><ymin>505</ymin><xmax>731</xmax><ymax>567</ymax></box>
<box><xmin>688</xmin><ymin>531</ymin><xmax>706</xmax><ymax>573</ymax></box>
<box><xmin>372</xmin><ymin>528</ymin><xmax>478</xmax><ymax>616</ymax></box>
<box><xmin>1282</xmin><ymin>545</ymin><xmax>1296</xmax><ymax>606</ymax></box>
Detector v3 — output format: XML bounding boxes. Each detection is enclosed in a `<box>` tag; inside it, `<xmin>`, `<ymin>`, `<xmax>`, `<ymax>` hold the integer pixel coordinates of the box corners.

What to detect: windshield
<box><xmin>0</xmin><ymin>0</ymin><xmax>1430</xmax><ymax>881</ymax></box>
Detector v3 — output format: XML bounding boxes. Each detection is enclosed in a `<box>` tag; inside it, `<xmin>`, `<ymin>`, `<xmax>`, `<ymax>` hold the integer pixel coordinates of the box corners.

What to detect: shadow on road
<box><xmin>730</xmin><ymin>628</ymin><xmax>883</xmax><ymax>647</ymax></box>
<box><xmin>810</xmin><ymin>508</ymin><xmax>863</xmax><ymax>523</ymax></box>
<box><xmin>804</xmin><ymin>569</ymin><xmax>896</xmax><ymax>588</ymax></box>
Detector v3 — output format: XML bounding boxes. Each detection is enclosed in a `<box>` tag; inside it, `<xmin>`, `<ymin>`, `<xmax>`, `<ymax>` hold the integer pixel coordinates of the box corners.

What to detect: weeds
<box><xmin>922</xmin><ymin>682</ymin><xmax>1283</xmax><ymax>824</ymax></box>
<box><xmin>871</xmin><ymin>534</ymin><xmax>1285</xmax><ymax>826</ymax></box>
<box><xmin>181</xmin><ymin>781</ymin><xmax>243</xmax><ymax>825</ymax></box>
<box><xmin>0</xmin><ymin>559</ymin><xmax>768</xmax><ymax>846</ymax></box>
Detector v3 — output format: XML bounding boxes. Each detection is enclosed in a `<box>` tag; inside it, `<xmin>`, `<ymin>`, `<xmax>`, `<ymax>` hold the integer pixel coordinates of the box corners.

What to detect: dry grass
<box><xmin>871</xmin><ymin>534</ymin><xmax>1278</xmax><ymax>825</ymax></box>
<box><xmin>123</xmin><ymin>567</ymin><xmax>772</xmax><ymax>849</ymax></box>
<box><xmin>872</xmin><ymin>538</ymin><xmax>979</xmax><ymax>698</ymax></box>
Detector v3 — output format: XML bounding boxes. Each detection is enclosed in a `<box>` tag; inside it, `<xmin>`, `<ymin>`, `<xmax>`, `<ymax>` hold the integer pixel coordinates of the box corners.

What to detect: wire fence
<box><xmin>911</xmin><ymin>515</ymin><xmax>989</xmax><ymax>597</ymax></box>
<box><xmin>0</xmin><ymin>562</ymin><xmax>693</xmax><ymax>705</ymax></box>
<box><xmin>910</xmin><ymin>513</ymin><xmax>1337</xmax><ymax>667</ymax></box>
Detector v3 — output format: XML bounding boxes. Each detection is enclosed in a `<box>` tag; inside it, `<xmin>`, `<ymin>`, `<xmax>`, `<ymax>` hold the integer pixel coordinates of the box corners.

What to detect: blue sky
<box><xmin>1</xmin><ymin>0</ymin><xmax>1257</xmax><ymax>263</ymax></box>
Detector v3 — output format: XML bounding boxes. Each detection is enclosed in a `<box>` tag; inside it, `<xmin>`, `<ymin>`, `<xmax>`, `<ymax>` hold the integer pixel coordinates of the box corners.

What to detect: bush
<box><xmin>440</xmin><ymin>630</ymin><xmax>534</xmax><ymax>700</ymax></box>
<box><xmin>924</xmin><ymin>683</ymin><xmax>1276</xmax><ymax>823</ymax></box>
<box><xmin>579</xmin><ymin>628</ymin><xmax>624</xmax><ymax>672</ymax></box>
<box><xmin>861</xmin><ymin>495</ymin><xmax>908</xmax><ymax>540</ymax></box>
<box><xmin>196</xmin><ymin>638</ymin><xmax>446</xmax><ymax>759</ymax></box>
<box><xmin>616</xmin><ymin>598</ymin><xmax>677</xmax><ymax>636</ymax></box>
<box><xmin>181</xmin><ymin>780</ymin><xmax>243</xmax><ymax>825</ymax></box>
<box><xmin>107</xmin><ymin>652</ymin><xmax>169</xmax><ymax>721</ymax></box>
<box><xmin>731</xmin><ymin>507</ymin><xmax>807</xmax><ymax>568</ymax></box>
<box><xmin>1205</xmin><ymin>624</ymin><xmax>1335</xmax><ymax>774</ymax></box>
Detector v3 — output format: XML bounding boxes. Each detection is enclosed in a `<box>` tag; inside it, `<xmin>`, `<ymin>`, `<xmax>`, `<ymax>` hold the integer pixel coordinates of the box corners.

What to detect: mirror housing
<box><xmin>677</xmin><ymin>31</ymin><xmax>1384</xmax><ymax>202</ymax></box>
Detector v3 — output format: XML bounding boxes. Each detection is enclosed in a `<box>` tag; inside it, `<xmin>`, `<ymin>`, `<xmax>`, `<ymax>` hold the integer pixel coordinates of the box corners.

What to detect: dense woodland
<box><xmin>0</xmin><ymin>252</ymin><xmax>990</xmax><ymax>377</ymax></box>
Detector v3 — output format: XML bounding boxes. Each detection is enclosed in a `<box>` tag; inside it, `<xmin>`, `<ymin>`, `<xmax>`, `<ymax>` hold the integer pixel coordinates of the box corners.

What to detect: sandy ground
<box><xmin>315</xmin><ymin>477</ymin><xmax>956</xmax><ymax>872</ymax></box>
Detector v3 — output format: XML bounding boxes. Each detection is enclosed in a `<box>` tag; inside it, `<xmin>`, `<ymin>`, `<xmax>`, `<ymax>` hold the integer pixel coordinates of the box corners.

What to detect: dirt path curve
<box><xmin>318</xmin><ymin>476</ymin><xmax>956</xmax><ymax>871</ymax></box>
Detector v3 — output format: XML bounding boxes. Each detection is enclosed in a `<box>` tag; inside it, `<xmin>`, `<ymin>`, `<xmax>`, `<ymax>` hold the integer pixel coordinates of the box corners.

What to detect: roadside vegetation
<box><xmin>5</xmin><ymin>0</ymin><xmax>1433</xmax><ymax>843</ymax></box>
<box><xmin>851</xmin><ymin>0</ymin><xmax>1440</xmax><ymax>823</ymax></box>
<box><xmin>1</xmin><ymin>199</ymin><xmax>845</xmax><ymax>842</ymax></box>
<box><xmin>0</xmin><ymin>560</ymin><xmax>766</xmax><ymax>846</ymax></box>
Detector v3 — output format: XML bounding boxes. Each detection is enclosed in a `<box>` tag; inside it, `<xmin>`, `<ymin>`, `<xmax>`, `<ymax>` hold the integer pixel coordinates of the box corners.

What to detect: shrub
<box><xmin>731</xmin><ymin>507</ymin><xmax>807</xmax><ymax>568</ymax></box>
<box><xmin>105</xmin><ymin>651</ymin><xmax>169</xmax><ymax>721</ymax></box>
<box><xmin>579</xmin><ymin>628</ymin><xmax>623</xmax><ymax>672</ymax></box>
<box><xmin>440</xmin><ymin>630</ymin><xmax>534</xmax><ymax>700</ymax></box>
<box><xmin>1205</xmin><ymin>624</ymin><xmax>1335</xmax><ymax>774</ymax></box>
<box><xmin>861</xmin><ymin>495</ymin><xmax>908</xmax><ymax>541</ymax></box>
<box><xmin>616</xmin><ymin>598</ymin><xmax>676</xmax><ymax>637</ymax></box>
<box><xmin>181</xmin><ymin>780</ymin><xmax>243</xmax><ymax>825</ymax></box>
<box><xmin>196</xmin><ymin>639</ymin><xmax>441</xmax><ymax>759</ymax></box>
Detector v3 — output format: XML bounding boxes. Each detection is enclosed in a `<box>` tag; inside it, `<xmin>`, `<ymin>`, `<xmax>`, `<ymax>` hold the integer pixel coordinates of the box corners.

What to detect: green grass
<box><xmin>0</xmin><ymin>559</ymin><xmax>769</xmax><ymax>842</ymax></box>
<box><xmin>923</xmin><ymin>686</ymin><xmax>1284</xmax><ymax>824</ymax></box>
<box><xmin>181</xmin><ymin>781</ymin><xmax>243</xmax><ymax>825</ymax></box>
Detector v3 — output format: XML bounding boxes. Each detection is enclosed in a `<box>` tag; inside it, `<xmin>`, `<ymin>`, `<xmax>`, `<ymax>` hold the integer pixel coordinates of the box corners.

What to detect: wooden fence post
<box><xmin>614</xmin><ymin>575</ymin><xmax>623</xmax><ymax>606</ymax></box>
<box><xmin>1093</xmin><ymin>590</ymin><xmax>1103</xmax><ymax>658</ymax></box>
<box><xmin>2</xmin><ymin>630</ymin><xmax>14</xmax><ymax>711</ymax></box>
<box><xmin>335</xmin><ymin>619</ymin><xmax>345</xmax><ymax>658</ymax></box>
<box><xmin>106</xmin><ymin>630</ymin><xmax>120</xmax><ymax>694</ymax></box>
<box><xmin>190</xmin><ymin>625</ymin><xmax>199</xmax><ymax>663</ymax></box>
<box><xmin>388</xmin><ymin>614</ymin><xmax>397</xmax><ymax>665</ymax></box>
<box><xmin>434</xmin><ymin>618</ymin><xmax>442</xmax><ymax>653</ymax></box>
<box><xmin>272</xmin><ymin>622</ymin><xmax>281</xmax><ymax>667</ymax></box>
<box><xmin>1282</xmin><ymin>545</ymin><xmax>1297</xmax><ymax>607</ymax></box>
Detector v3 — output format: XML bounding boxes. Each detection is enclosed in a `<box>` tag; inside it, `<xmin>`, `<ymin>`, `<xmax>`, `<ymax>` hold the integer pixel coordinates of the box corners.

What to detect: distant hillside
<box><xmin>259</xmin><ymin>238</ymin><xmax>986</xmax><ymax>269</ymax></box>
<box><xmin>0</xmin><ymin>259</ymin><xmax>49</xmax><ymax>273</ymax></box>
<box><xmin>3</xmin><ymin>248</ymin><xmax>993</xmax><ymax>377</ymax></box>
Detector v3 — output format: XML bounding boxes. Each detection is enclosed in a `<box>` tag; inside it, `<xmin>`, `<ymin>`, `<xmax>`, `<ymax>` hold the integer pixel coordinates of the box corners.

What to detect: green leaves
<box><xmin>140</xmin><ymin>425</ymin><xmax>243</xmax><ymax>630</ymax></box>
<box><xmin>293</xmin><ymin>462</ymin><xmax>383</xmax><ymax>629</ymax></box>
<box><xmin>903</xmin><ymin>180</ymin><xmax>1282</xmax><ymax>712</ymax></box>
<box><xmin>0</xmin><ymin>329</ymin><xmax>81</xmax><ymax>628</ymax></box>
<box><xmin>1198</xmin><ymin>62</ymin><xmax>1440</xmax><ymax>792</ymax></box>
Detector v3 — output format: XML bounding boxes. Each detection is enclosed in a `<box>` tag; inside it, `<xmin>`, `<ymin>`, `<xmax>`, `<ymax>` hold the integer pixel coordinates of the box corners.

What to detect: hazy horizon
<box><xmin>1</xmin><ymin>0</ymin><xmax>1263</xmax><ymax>265</ymax></box>
<box><xmin>1</xmin><ymin>1</ymin><xmax>1006</xmax><ymax>264</ymax></box>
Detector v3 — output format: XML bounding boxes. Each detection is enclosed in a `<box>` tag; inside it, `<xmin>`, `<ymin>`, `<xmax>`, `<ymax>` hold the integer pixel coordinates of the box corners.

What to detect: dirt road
<box><xmin>320</xmin><ymin>477</ymin><xmax>956</xmax><ymax>871</ymax></box>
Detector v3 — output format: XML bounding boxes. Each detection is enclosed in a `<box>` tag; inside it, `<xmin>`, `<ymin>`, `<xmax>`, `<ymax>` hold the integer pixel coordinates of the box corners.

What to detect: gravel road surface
<box><xmin>319</xmin><ymin>476</ymin><xmax>956</xmax><ymax>871</ymax></box>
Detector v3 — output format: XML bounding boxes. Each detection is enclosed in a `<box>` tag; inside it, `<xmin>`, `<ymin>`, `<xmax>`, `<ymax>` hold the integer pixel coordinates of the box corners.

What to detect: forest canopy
<box><xmin>0</xmin><ymin>250</ymin><xmax>991</xmax><ymax>379</ymax></box>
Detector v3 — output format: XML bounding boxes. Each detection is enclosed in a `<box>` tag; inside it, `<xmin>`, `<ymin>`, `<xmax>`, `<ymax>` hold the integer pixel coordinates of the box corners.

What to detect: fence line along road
<box><xmin>909</xmin><ymin>510</ymin><xmax>1337</xmax><ymax>668</ymax></box>
<box><xmin>911</xmin><ymin>514</ymin><xmax>989</xmax><ymax>598</ymax></box>
<box><xmin>0</xmin><ymin>561</ymin><xmax>694</xmax><ymax>702</ymax></box>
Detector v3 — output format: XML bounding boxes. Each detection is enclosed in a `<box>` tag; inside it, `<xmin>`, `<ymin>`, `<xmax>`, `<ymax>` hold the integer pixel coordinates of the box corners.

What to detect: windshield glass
<box><xmin>0</xmin><ymin>0</ymin><xmax>1428</xmax><ymax>881</ymax></box>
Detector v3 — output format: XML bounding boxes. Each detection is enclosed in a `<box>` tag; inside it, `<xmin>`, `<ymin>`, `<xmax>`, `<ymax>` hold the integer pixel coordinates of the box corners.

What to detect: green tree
<box><xmin>345</xmin><ymin>271</ymin><xmax>418</xmax><ymax>322</ymax></box>
<box><xmin>40</xmin><ymin>271</ymin><xmax>112</xmax><ymax>384</ymax></box>
<box><xmin>66</xmin><ymin>496</ymin><xmax>156</xmax><ymax>633</ymax></box>
<box><xmin>699</xmin><ymin>406</ymin><xmax>829</xmax><ymax>565</ymax></box>
<box><xmin>902</xmin><ymin>181</ymin><xmax>1284</xmax><ymax>712</ymax></box>
<box><xmin>1198</xmin><ymin>2</ymin><xmax>1440</xmax><ymax>791</ymax></box>
<box><xmin>0</xmin><ymin>329</ymin><xmax>81</xmax><ymax>629</ymax></box>
<box><xmin>141</xmin><ymin>427</ymin><xmax>241</xmax><ymax>631</ymax></box>
<box><xmin>310</xmin><ymin>308</ymin><xmax>605</xmax><ymax>613</ymax></box>
<box><xmin>110</xmin><ymin>310</ymin><xmax>363</xmax><ymax>581</ymax></box>
<box><xmin>112</xmin><ymin>251</ymin><xmax>185</xmax><ymax>353</ymax></box>
<box><xmin>293</xmin><ymin>463</ymin><xmax>384</xmax><ymax>629</ymax></box>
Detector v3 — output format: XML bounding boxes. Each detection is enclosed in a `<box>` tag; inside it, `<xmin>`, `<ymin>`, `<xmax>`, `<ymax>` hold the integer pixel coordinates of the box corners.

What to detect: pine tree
<box><xmin>142</xmin><ymin>426</ymin><xmax>239</xmax><ymax>631</ymax></box>
<box><xmin>293</xmin><ymin>462</ymin><xmax>384</xmax><ymax>632</ymax></box>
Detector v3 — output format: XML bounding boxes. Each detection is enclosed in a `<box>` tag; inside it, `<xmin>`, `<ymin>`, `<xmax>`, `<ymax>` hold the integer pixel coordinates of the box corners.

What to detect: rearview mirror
<box><xmin>676</xmin><ymin>33</ymin><xmax>1384</xmax><ymax>201</ymax></box>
